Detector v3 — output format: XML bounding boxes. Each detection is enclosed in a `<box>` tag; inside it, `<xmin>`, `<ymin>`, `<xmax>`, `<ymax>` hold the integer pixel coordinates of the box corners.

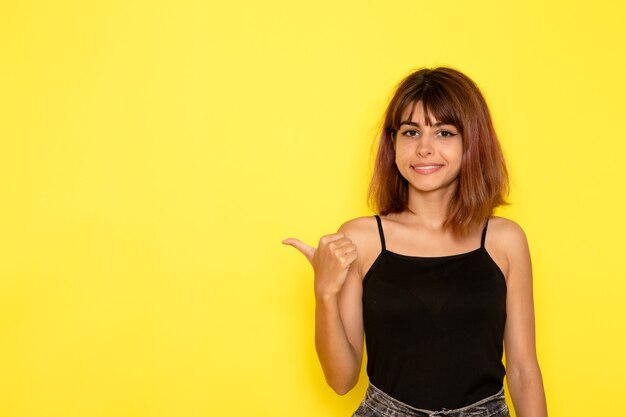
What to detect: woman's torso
<box><xmin>357</xmin><ymin>213</ymin><xmax>509</xmax><ymax>410</ymax></box>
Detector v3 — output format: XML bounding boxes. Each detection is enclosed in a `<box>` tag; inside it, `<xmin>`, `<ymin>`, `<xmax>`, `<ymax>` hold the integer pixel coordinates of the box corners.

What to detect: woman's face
<box><xmin>394</xmin><ymin>101</ymin><xmax>463</xmax><ymax>195</ymax></box>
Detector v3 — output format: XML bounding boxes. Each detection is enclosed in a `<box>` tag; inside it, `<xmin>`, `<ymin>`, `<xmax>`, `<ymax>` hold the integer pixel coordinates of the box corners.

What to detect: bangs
<box><xmin>390</xmin><ymin>85</ymin><xmax>463</xmax><ymax>132</ymax></box>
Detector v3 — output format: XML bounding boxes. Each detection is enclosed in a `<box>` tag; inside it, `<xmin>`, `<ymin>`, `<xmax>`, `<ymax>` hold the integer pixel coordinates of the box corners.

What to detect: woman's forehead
<box><xmin>400</xmin><ymin>101</ymin><xmax>438</xmax><ymax>125</ymax></box>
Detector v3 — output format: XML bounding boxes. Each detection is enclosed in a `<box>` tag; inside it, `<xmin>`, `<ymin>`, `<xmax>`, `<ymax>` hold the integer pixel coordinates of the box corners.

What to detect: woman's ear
<box><xmin>386</xmin><ymin>128</ymin><xmax>396</xmax><ymax>149</ymax></box>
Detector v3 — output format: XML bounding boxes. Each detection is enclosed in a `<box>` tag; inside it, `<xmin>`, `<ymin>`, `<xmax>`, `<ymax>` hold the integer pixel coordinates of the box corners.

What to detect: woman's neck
<box><xmin>404</xmin><ymin>187</ymin><xmax>456</xmax><ymax>231</ymax></box>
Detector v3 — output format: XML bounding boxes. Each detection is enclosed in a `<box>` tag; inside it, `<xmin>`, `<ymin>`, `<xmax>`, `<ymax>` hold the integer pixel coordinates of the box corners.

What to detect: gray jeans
<box><xmin>352</xmin><ymin>383</ymin><xmax>511</xmax><ymax>417</ymax></box>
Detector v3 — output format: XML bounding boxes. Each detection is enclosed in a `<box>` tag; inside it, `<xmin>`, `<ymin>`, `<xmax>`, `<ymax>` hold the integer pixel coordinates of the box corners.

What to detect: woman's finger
<box><xmin>282</xmin><ymin>238</ymin><xmax>315</xmax><ymax>264</ymax></box>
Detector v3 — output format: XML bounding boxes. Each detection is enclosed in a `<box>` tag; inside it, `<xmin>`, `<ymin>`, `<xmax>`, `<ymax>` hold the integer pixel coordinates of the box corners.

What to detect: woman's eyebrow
<box><xmin>399</xmin><ymin>121</ymin><xmax>452</xmax><ymax>128</ymax></box>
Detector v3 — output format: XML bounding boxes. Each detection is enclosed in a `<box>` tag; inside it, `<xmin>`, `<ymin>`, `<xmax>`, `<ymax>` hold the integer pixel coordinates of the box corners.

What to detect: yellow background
<box><xmin>1</xmin><ymin>1</ymin><xmax>625</xmax><ymax>416</ymax></box>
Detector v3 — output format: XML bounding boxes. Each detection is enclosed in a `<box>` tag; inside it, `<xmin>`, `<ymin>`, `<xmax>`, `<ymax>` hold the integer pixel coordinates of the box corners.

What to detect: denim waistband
<box><xmin>360</xmin><ymin>383</ymin><xmax>508</xmax><ymax>417</ymax></box>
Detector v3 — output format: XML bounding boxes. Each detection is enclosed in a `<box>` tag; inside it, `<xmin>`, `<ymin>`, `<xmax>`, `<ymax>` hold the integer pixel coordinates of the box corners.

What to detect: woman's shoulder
<box><xmin>487</xmin><ymin>216</ymin><xmax>531</xmax><ymax>276</ymax></box>
<box><xmin>336</xmin><ymin>216</ymin><xmax>384</xmax><ymax>277</ymax></box>
<box><xmin>487</xmin><ymin>216</ymin><xmax>528</xmax><ymax>247</ymax></box>
<box><xmin>336</xmin><ymin>215</ymin><xmax>379</xmax><ymax>243</ymax></box>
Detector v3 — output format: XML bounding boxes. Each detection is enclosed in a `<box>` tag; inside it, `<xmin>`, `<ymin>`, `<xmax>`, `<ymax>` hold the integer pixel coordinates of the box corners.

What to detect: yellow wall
<box><xmin>1</xmin><ymin>1</ymin><xmax>625</xmax><ymax>416</ymax></box>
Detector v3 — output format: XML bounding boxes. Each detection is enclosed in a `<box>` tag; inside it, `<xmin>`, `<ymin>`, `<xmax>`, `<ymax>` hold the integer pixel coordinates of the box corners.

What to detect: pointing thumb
<box><xmin>282</xmin><ymin>238</ymin><xmax>315</xmax><ymax>264</ymax></box>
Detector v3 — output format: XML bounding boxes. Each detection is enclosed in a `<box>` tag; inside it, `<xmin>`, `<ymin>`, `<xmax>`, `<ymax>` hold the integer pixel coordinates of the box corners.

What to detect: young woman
<box><xmin>283</xmin><ymin>67</ymin><xmax>547</xmax><ymax>417</ymax></box>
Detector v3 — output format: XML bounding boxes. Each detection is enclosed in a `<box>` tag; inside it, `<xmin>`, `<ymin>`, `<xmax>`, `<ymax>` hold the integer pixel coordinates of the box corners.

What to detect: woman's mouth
<box><xmin>411</xmin><ymin>164</ymin><xmax>443</xmax><ymax>174</ymax></box>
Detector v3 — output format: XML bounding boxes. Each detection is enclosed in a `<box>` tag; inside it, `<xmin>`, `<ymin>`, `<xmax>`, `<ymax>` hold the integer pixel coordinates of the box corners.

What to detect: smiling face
<box><xmin>369</xmin><ymin>67</ymin><xmax>509</xmax><ymax>235</ymax></box>
<box><xmin>393</xmin><ymin>100</ymin><xmax>463</xmax><ymax>196</ymax></box>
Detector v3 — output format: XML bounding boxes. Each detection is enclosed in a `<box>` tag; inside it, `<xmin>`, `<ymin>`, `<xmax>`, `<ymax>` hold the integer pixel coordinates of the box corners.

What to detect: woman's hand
<box><xmin>282</xmin><ymin>234</ymin><xmax>358</xmax><ymax>299</ymax></box>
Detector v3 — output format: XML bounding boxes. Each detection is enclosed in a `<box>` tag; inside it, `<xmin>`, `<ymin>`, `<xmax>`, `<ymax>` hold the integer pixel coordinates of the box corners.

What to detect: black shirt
<box><xmin>362</xmin><ymin>215</ymin><xmax>507</xmax><ymax>410</ymax></box>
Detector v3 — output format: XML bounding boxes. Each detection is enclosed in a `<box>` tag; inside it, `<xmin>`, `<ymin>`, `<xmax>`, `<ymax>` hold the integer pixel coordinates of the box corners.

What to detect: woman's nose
<box><xmin>416</xmin><ymin>137</ymin><xmax>434</xmax><ymax>157</ymax></box>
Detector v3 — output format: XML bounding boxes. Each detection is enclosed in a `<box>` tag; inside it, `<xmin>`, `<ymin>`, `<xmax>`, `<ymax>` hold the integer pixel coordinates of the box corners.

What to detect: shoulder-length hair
<box><xmin>368</xmin><ymin>67</ymin><xmax>510</xmax><ymax>237</ymax></box>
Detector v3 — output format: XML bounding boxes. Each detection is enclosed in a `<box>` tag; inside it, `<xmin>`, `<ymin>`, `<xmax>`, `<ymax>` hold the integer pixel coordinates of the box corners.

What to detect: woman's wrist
<box><xmin>315</xmin><ymin>290</ymin><xmax>339</xmax><ymax>305</ymax></box>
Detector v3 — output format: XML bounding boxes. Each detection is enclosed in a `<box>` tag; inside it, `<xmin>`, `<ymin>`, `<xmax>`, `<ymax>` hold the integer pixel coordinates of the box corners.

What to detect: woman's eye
<box><xmin>400</xmin><ymin>129</ymin><xmax>457</xmax><ymax>138</ymax></box>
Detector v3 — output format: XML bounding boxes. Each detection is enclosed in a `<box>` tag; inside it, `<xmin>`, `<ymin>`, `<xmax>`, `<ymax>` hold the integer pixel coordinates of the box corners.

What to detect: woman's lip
<box><xmin>411</xmin><ymin>165</ymin><xmax>443</xmax><ymax>174</ymax></box>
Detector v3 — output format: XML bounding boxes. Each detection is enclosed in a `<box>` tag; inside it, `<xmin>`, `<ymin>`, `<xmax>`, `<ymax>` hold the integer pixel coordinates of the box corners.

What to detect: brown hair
<box><xmin>368</xmin><ymin>67</ymin><xmax>510</xmax><ymax>237</ymax></box>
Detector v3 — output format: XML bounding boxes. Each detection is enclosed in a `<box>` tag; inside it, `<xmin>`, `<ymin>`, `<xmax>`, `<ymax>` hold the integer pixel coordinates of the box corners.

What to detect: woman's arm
<box><xmin>502</xmin><ymin>220</ymin><xmax>548</xmax><ymax>417</ymax></box>
<box><xmin>283</xmin><ymin>219</ymin><xmax>367</xmax><ymax>394</ymax></box>
<box><xmin>315</xmin><ymin>241</ymin><xmax>364</xmax><ymax>394</ymax></box>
